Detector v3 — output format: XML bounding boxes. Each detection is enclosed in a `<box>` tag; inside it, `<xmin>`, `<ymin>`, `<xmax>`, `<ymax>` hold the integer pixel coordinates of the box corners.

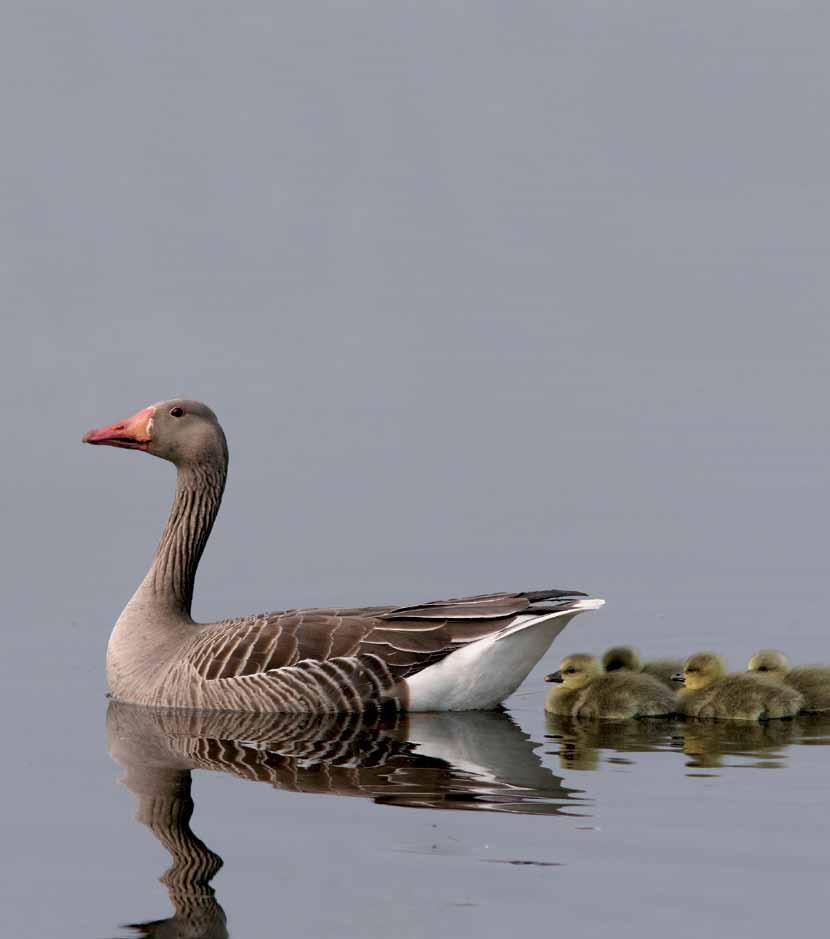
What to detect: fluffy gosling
<box><xmin>545</xmin><ymin>653</ymin><xmax>677</xmax><ymax>720</ymax></box>
<box><xmin>602</xmin><ymin>645</ymin><xmax>685</xmax><ymax>689</ymax></box>
<box><xmin>747</xmin><ymin>650</ymin><xmax>830</xmax><ymax>712</ymax></box>
<box><xmin>673</xmin><ymin>652</ymin><xmax>803</xmax><ymax>721</ymax></box>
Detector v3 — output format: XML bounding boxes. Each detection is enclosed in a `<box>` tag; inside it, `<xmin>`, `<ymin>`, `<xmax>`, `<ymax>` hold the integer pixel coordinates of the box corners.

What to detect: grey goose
<box><xmin>84</xmin><ymin>399</ymin><xmax>603</xmax><ymax>713</ymax></box>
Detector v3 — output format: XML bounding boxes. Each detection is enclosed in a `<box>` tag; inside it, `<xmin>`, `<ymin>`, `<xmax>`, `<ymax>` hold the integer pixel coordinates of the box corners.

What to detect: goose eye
<box><xmin>169</xmin><ymin>407</ymin><xmax>184</xmax><ymax>418</ymax></box>
<box><xmin>564</xmin><ymin>668</ymin><xmax>576</xmax><ymax>674</ymax></box>
<box><xmin>758</xmin><ymin>666</ymin><xmax>768</xmax><ymax>672</ymax></box>
<box><xmin>686</xmin><ymin>667</ymin><xmax>697</xmax><ymax>673</ymax></box>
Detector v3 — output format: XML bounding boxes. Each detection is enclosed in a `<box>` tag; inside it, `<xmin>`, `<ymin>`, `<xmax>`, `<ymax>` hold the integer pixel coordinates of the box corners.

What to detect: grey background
<box><xmin>1</xmin><ymin>3</ymin><xmax>828</xmax><ymax>937</ymax></box>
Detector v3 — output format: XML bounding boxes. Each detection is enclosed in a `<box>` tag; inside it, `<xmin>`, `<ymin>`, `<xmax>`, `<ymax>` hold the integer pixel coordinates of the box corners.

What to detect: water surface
<box><xmin>8</xmin><ymin>689</ymin><xmax>827</xmax><ymax>938</ymax></box>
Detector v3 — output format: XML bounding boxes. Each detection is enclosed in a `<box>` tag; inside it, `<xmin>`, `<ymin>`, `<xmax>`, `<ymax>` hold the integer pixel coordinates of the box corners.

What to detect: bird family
<box><xmin>84</xmin><ymin>398</ymin><xmax>827</xmax><ymax>722</ymax></box>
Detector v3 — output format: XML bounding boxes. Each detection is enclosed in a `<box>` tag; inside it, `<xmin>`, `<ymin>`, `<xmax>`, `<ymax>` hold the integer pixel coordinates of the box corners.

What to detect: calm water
<box><xmin>4</xmin><ymin>664</ymin><xmax>827</xmax><ymax>939</ymax></box>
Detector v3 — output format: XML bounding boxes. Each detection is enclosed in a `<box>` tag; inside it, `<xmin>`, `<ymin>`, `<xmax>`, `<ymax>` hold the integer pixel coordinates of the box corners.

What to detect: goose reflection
<box><xmin>108</xmin><ymin>702</ymin><xmax>579</xmax><ymax>937</ymax></box>
<box><xmin>115</xmin><ymin>768</ymin><xmax>226</xmax><ymax>939</ymax></box>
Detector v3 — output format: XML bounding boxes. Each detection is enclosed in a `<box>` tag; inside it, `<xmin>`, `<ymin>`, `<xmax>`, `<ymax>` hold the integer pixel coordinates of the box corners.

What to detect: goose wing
<box><xmin>181</xmin><ymin>588</ymin><xmax>586</xmax><ymax>684</ymax></box>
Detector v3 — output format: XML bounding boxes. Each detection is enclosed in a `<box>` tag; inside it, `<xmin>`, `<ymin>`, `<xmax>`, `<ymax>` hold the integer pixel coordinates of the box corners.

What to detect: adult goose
<box><xmin>84</xmin><ymin>399</ymin><xmax>603</xmax><ymax>714</ymax></box>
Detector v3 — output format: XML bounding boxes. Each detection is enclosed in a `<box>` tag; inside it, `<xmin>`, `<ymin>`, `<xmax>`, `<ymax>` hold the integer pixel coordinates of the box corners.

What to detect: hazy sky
<box><xmin>2</xmin><ymin>2</ymin><xmax>829</xmax><ymax>693</ymax></box>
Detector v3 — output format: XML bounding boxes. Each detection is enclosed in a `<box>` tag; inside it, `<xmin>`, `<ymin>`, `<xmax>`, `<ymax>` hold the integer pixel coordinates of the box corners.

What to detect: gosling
<box><xmin>747</xmin><ymin>650</ymin><xmax>830</xmax><ymax>712</ymax></box>
<box><xmin>673</xmin><ymin>652</ymin><xmax>804</xmax><ymax>721</ymax></box>
<box><xmin>602</xmin><ymin>645</ymin><xmax>685</xmax><ymax>689</ymax></box>
<box><xmin>545</xmin><ymin>653</ymin><xmax>677</xmax><ymax>720</ymax></box>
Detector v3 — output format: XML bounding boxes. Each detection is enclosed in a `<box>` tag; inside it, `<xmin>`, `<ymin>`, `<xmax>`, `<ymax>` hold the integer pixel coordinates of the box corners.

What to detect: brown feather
<box><xmin>180</xmin><ymin>594</ymin><xmax>547</xmax><ymax>685</ymax></box>
<box><xmin>140</xmin><ymin>588</ymin><xmax>594</xmax><ymax>712</ymax></box>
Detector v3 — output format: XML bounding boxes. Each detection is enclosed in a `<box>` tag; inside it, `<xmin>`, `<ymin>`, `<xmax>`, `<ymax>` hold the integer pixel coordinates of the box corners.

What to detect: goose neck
<box><xmin>147</xmin><ymin>462</ymin><xmax>226</xmax><ymax>619</ymax></box>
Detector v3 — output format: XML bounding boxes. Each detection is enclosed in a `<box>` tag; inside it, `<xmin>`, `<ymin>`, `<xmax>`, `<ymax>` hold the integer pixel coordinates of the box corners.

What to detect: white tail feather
<box><xmin>405</xmin><ymin>598</ymin><xmax>605</xmax><ymax>711</ymax></box>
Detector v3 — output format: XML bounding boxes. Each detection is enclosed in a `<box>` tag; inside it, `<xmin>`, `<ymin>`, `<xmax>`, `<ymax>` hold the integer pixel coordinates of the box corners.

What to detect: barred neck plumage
<box><xmin>147</xmin><ymin>462</ymin><xmax>226</xmax><ymax>619</ymax></box>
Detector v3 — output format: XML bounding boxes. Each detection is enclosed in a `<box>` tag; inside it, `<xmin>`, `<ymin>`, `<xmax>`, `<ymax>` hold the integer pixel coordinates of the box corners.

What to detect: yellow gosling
<box><xmin>674</xmin><ymin>652</ymin><xmax>803</xmax><ymax>721</ymax></box>
<box><xmin>545</xmin><ymin>653</ymin><xmax>677</xmax><ymax>720</ymax></box>
<box><xmin>747</xmin><ymin>650</ymin><xmax>830</xmax><ymax>712</ymax></box>
<box><xmin>545</xmin><ymin>653</ymin><xmax>596</xmax><ymax>716</ymax></box>
<box><xmin>602</xmin><ymin>645</ymin><xmax>685</xmax><ymax>689</ymax></box>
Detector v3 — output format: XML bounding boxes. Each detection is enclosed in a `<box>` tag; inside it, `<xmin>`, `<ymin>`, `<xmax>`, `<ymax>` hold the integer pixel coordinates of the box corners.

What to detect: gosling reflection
<box><xmin>108</xmin><ymin>702</ymin><xmax>578</xmax><ymax>936</ymax></box>
<box><xmin>680</xmin><ymin>713</ymin><xmax>830</xmax><ymax>770</ymax></box>
<box><xmin>680</xmin><ymin>719</ymin><xmax>795</xmax><ymax>769</ymax></box>
<box><xmin>546</xmin><ymin>714</ymin><xmax>678</xmax><ymax>770</ymax></box>
<box><xmin>546</xmin><ymin>711</ymin><xmax>830</xmax><ymax>773</ymax></box>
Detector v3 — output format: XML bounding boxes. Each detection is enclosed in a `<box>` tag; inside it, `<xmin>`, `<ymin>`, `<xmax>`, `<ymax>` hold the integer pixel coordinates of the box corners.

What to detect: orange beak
<box><xmin>83</xmin><ymin>405</ymin><xmax>156</xmax><ymax>451</ymax></box>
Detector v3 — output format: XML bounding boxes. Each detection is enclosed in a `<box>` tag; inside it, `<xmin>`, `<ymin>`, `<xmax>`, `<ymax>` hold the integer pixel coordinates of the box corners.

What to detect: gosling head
<box><xmin>602</xmin><ymin>645</ymin><xmax>642</xmax><ymax>672</ymax></box>
<box><xmin>545</xmin><ymin>654</ymin><xmax>600</xmax><ymax>690</ymax></box>
<box><xmin>84</xmin><ymin>399</ymin><xmax>228</xmax><ymax>468</ymax></box>
<box><xmin>674</xmin><ymin>652</ymin><xmax>727</xmax><ymax>691</ymax></box>
<box><xmin>747</xmin><ymin>649</ymin><xmax>791</xmax><ymax>676</ymax></box>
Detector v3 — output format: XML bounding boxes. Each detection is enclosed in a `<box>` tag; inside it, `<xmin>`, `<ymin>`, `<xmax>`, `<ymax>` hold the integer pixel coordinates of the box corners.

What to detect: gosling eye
<box><xmin>169</xmin><ymin>406</ymin><xmax>185</xmax><ymax>418</ymax></box>
<box><xmin>757</xmin><ymin>666</ymin><xmax>768</xmax><ymax>672</ymax></box>
<box><xmin>686</xmin><ymin>667</ymin><xmax>697</xmax><ymax>674</ymax></box>
<box><xmin>564</xmin><ymin>668</ymin><xmax>576</xmax><ymax>674</ymax></box>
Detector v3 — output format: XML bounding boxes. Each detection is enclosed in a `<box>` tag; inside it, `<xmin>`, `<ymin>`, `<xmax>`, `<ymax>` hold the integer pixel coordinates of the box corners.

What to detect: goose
<box><xmin>83</xmin><ymin>399</ymin><xmax>604</xmax><ymax>713</ymax></box>
<box><xmin>543</xmin><ymin>654</ymin><xmax>676</xmax><ymax>719</ymax></box>
<box><xmin>747</xmin><ymin>650</ymin><xmax>830</xmax><ymax>711</ymax></box>
<box><xmin>673</xmin><ymin>652</ymin><xmax>803</xmax><ymax>721</ymax></box>
<box><xmin>601</xmin><ymin>645</ymin><xmax>685</xmax><ymax>688</ymax></box>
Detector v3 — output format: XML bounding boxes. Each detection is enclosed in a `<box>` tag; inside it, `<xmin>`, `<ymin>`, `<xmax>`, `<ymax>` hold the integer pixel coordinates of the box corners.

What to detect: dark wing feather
<box><xmin>380</xmin><ymin>588</ymin><xmax>586</xmax><ymax>620</ymax></box>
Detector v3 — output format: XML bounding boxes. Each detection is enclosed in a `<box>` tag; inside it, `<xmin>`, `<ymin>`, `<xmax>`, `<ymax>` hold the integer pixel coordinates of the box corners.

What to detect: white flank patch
<box><xmin>405</xmin><ymin>598</ymin><xmax>604</xmax><ymax>712</ymax></box>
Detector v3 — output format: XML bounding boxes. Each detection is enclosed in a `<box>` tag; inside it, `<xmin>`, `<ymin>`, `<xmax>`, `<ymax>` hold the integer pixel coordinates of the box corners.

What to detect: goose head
<box><xmin>673</xmin><ymin>652</ymin><xmax>727</xmax><ymax>691</ymax></box>
<box><xmin>602</xmin><ymin>645</ymin><xmax>641</xmax><ymax>672</ymax></box>
<box><xmin>83</xmin><ymin>399</ymin><xmax>227</xmax><ymax>468</ymax></box>
<box><xmin>746</xmin><ymin>649</ymin><xmax>791</xmax><ymax>677</ymax></box>
<box><xmin>545</xmin><ymin>653</ymin><xmax>599</xmax><ymax>690</ymax></box>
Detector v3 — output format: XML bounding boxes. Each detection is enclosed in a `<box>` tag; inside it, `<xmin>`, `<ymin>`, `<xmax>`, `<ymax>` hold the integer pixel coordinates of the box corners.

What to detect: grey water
<box><xmin>3</xmin><ymin>3</ymin><xmax>830</xmax><ymax>937</ymax></box>
<box><xmin>4</xmin><ymin>681</ymin><xmax>830</xmax><ymax>938</ymax></box>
